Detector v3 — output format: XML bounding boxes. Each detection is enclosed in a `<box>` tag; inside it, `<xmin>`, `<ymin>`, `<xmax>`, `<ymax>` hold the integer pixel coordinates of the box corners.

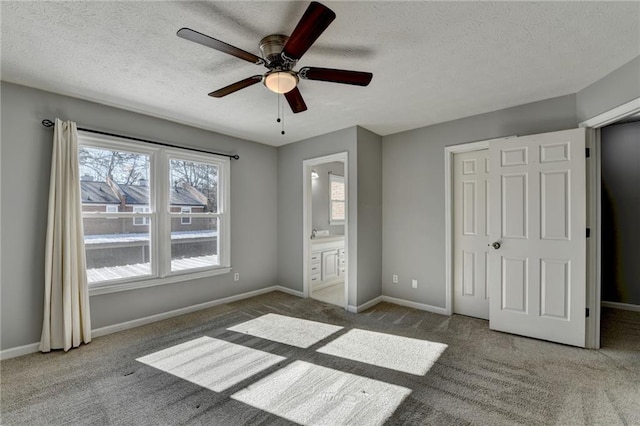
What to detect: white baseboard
<box><xmin>348</xmin><ymin>296</ymin><xmax>383</xmax><ymax>313</ymax></box>
<box><xmin>380</xmin><ymin>295</ymin><xmax>448</xmax><ymax>316</ymax></box>
<box><xmin>274</xmin><ymin>285</ymin><xmax>304</xmax><ymax>298</ymax></box>
<box><xmin>1</xmin><ymin>285</ymin><xmax>291</xmax><ymax>361</ymax></box>
<box><xmin>1</xmin><ymin>288</ymin><xmax>452</xmax><ymax>360</ymax></box>
<box><xmin>601</xmin><ymin>301</ymin><xmax>640</xmax><ymax>312</ymax></box>
<box><xmin>0</xmin><ymin>342</ymin><xmax>41</xmax><ymax>361</ymax></box>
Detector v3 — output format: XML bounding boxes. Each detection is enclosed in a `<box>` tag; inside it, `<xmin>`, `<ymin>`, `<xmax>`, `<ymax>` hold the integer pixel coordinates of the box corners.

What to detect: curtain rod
<box><xmin>41</xmin><ymin>119</ymin><xmax>239</xmax><ymax>160</ymax></box>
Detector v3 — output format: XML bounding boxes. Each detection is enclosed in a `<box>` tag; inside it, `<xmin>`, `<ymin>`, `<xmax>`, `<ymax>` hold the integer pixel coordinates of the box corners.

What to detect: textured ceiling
<box><xmin>2</xmin><ymin>1</ymin><xmax>639</xmax><ymax>146</ymax></box>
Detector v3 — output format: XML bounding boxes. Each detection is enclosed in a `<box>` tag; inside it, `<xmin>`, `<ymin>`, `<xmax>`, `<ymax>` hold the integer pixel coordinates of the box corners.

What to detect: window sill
<box><xmin>88</xmin><ymin>267</ymin><xmax>232</xmax><ymax>296</ymax></box>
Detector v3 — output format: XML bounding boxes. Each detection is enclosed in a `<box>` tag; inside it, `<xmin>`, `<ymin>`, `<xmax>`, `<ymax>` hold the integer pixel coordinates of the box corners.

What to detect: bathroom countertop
<box><xmin>311</xmin><ymin>235</ymin><xmax>345</xmax><ymax>244</ymax></box>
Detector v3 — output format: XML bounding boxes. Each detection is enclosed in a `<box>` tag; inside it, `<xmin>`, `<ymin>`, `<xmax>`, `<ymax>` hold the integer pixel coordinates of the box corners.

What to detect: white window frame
<box><xmin>132</xmin><ymin>206</ymin><xmax>150</xmax><ymax>226</ymax></box>
<box><xmin>180</xmin><ymin>207</ymin><xmax>192</xmax><ymax>225</ymax></box>
<box><xmin>329</xmin><ymin>173</ymin><xmax>345</xmax><ymax>225</ymax></box>
<box><xmin>78</xmin><ymin>131</ymin><xmax>231</xmax><ymax>296</ymax></box>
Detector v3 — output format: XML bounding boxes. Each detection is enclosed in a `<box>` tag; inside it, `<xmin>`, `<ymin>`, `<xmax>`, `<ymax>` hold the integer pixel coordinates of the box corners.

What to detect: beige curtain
<box><xmin>39</xmin><ymin>119</ymin><xmax>91</xmax><ymax>352</ymax></box>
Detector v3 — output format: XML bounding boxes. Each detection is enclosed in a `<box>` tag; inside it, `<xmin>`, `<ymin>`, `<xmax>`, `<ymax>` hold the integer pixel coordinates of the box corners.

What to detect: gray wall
<box><xmin>1</xmin><ymin>82</ymin><xmax>278</xmax><ymax>350</ymax></box>
<box><xmin>276</xmin><ymin>126</ymin><xmax>383</xmax><ymax>308</ymax></box>
<box><xmin>382</xmin><ymin>94</ymin><xmax>578</xmax><ymax>308</ymax></box>
<box><xmin>311</xmin><ymin>161</ymin><xmax>345</xmax><ymax>235</ymax></box>
<box><xmin>601</xmin><ymin>121</ymin><xmax>640</xmax><ymax>305</ymax></box>
<box><xmin>356</xmin><ymin>127</ymin><xmax>383</xmax><ymax>305</ymax></box>
<box><xmin>576</xmin><ymin>56</ymin><xmax>640</xmax><ymax>123</ymax></box>
<box><xmin>277</xmin><ymin>127</ymin><xmax>358</xmax><ymax>305</ymax></box>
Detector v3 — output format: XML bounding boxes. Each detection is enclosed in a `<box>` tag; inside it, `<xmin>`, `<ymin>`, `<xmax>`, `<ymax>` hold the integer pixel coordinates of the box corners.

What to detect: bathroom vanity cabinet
<box><xmin>310</xmin><ymin>237</ymin><xmax>345</xmax><ymax>289</ymax></box>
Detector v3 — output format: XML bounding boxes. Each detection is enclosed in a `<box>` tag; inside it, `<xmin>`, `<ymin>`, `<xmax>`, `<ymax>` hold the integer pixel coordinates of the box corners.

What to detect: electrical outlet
<box><xmin>412</xmin><ymin>279</ymin><xmax>418</xmax><ymax>289</ymax></box>
<box><xmin>392</xmin><ymin>274</ymin><xmax>399</xmax><ymax>284</ymax></box>
<box><xmin>234</xmin><ymin>272</ymin><xmax>240</xmax><ymax>282</ymax></box>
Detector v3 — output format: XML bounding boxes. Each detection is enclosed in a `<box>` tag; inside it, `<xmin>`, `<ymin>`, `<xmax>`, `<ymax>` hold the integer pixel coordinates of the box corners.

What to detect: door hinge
<box><xmin>586</xmin><ymin>148</ymin><xmax>591</xmax><ymax>158</ymax></box>
<box><xmin>586</xmin><ymin>308</ymin><xmax>590</xmax><ymax>318</ymax></box>
<box><xmin>586</xmin><ymin>228</ymin><xmax>591</xmax><ymax>238</ymax></box>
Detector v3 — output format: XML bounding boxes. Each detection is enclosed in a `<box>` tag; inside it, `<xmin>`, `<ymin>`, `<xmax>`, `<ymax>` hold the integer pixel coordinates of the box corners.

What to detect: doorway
<box><xmin>590</xmin><ymin>111</ymin><xmax>640</xmax><ymax>350</ymax></box>
<box><xmin>580</xmin><ymin>97</ymin><xmax>640</xmax><ymax>349</ymax></box>
<box><xmin>303</xmin><ymin>152</ymin><xmax>348</xmax><ymax>309</ymax></box>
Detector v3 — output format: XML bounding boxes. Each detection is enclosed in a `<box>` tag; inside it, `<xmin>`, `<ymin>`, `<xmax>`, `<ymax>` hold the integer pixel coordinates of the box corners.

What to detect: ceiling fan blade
<box><xmin>299</xmin><ymin>67</ymin><xmax>373</xmax><ymax>86</ymax></box>
<box><xmin>208</xmin><ymin>76</ymin><xmax>263</xmax><ymax>98</ymax></box>
<box><xmin>177</xmin><ymin>28</ymin><xmax>264</xmax><ymax>65</ymax></box>
<box><xmin>281</xmin><ymin>2</ymin><xmax>336</xmax><ymax>62</ymax></box>
<box><xmin>284</xmin><ymin>87</ymin><xmax>308</xmax><ymax>113</ymax></box>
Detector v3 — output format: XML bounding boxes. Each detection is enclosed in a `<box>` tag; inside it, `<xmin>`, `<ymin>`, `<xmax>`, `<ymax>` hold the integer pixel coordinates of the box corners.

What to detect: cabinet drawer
<box><xmin>338</xmin><ymin>248</ymin><xmax>345</xmax><ymax>256</ymax></box>
<box><xmin>311</xmin><ymin>253</ymin><xmax>321</xmax><ymax>264</ymax></box>
<box><xmin>310</xmin><ymin>274</ymin><xmax>321</xmax><ymax>282</ymax></box>
<box><xmin>310</xmin><ymin>264</ymin><xmax>321</xmax><ymax>274</ymax></box>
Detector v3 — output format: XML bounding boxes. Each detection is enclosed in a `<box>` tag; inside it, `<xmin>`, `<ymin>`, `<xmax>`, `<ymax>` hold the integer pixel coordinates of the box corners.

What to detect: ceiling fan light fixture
<box><xmin>264</xmin><ymin>71</ymin><xmax>298</xmax><ymax>94</ymax></box>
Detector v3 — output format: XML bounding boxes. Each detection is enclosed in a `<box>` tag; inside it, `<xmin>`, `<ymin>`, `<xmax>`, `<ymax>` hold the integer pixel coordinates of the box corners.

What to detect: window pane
<box><xmin>171</xmin><ymin>216</ymin><xmax>219</xmax><ymax>272</ymax></box>
<box><xmin>170</xmin><ymin>159</ymin><xmax>218</xmax><ymax>213</ymax></box>
<box><xmin>331</xmin><ymin>201</ymin><xmax>345</xmax><ymax>221</ymax></box>
<box><xmin>83</xmin><ymin>217</ymin><xmax>152</xmax><ymax>283</ymax></box>
<box><xmin>79</xmin><ymin>146</ymin><xmax>151</xmax><ymax>205</ymax></box>
<box><xmin>330</xmin><ymin>180</ymin><xmax>345</xmax><ymax>201</ymax></box>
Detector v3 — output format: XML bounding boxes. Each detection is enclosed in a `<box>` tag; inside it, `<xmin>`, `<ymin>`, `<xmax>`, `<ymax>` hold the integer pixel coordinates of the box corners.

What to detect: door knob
<box><xmin>489</xmin><ymin>242</ymin><xmax>501</xmax><ymax>250</ymax></box>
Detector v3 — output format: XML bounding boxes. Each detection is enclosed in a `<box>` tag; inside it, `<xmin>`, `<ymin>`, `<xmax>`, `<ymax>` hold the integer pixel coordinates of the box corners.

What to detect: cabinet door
<box><xmin>322</xmin><ymin>250</ymin><xmax>339</xmax><ymax>281</ymax></box>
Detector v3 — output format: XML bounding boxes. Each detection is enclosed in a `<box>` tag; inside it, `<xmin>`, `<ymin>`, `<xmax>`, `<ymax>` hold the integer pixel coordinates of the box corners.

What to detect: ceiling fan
<box><xmin>177</xmin><ymin>1</ymin><xmax>373</xmax><ymax>113</ymax></box>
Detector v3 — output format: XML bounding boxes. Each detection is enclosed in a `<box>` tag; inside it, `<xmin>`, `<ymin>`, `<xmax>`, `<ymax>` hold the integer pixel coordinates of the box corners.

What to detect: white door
<box><xmin>488</xmin><ymin>128</ymin><xmax>586</xmax><ymax>347</ymax></box>
<box><xmin>453</xmin><ymin>149</ymin><xmax>490</xmax><ymax>319</ymax></box>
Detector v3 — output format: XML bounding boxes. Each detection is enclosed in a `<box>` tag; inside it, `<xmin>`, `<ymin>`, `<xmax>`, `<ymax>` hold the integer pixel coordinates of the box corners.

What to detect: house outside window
<box><xmin>180</xmin><ymin>207</ymin><xmax>192</xmax><ymax>225</ymax></box>
<box><xmin>329</xmin><ymin>174</ymin><xmax>345</xmax><ymax>225</ymax></box>
<box><xmin>78</xmin><ymin>132</ymin><xmax>231</xmax><ymax>294</ymax></box>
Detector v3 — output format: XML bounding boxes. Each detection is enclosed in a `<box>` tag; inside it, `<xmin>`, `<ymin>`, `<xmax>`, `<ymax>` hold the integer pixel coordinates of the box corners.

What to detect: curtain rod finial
<box><xmin>42</xmin><ymin>119</ymin><xmax>55</xmax><ymax>127</ymax></box>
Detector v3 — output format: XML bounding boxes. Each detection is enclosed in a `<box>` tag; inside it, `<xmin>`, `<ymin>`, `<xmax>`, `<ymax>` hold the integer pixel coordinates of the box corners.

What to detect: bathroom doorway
<box><xmin>303</xmin><ymin>152</ymin><xmax>348</xmax><ymax>309</ymax></box>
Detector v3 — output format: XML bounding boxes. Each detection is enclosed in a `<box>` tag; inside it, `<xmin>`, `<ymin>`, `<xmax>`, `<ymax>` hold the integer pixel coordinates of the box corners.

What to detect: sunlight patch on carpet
<box><xmin>232</xmin><ymin>360</ymin><xmax>411</xmax><ymax>425</ymax></box>
<box><xmin>227</xmin><ymin>313</ymin><xmax>343</xmax><ymax>348</ymax></box>
<box><xmin>317</xmin><ymin>329</ymin><xmax>447</xmax><ymax>375</ymax></box>
<box><xmin>136</xmin><ymin>336</ymin><xmax>285</xmax><ymax>392</ymax></box>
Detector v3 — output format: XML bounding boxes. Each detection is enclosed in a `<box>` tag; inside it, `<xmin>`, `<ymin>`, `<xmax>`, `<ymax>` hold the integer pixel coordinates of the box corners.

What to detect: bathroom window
<box><xmin>329</xmin><ymin>174</ymin><xmax>345</xmax><ymax>225</ymax></box>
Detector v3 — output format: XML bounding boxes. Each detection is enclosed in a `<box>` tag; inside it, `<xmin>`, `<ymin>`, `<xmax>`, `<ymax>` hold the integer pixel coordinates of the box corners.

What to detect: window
<box><xmin>329</xmin><ymin>174</ymin><xmax>345</xmax><ymax>224</ymax></box>
<box><xmin>133</xmin><ymin>206</ymin><xmax>150</xmax><ymax>226</ymax></box>
<box><xmin>78</xmin><ymin>132</ymin><xmax>231</xmax><ymax>293</ymax></box>
<box><xmin>105</xmin><ymin>205</ymin><xmax>118</xmax><ymax>219</ymax></box>
<box><xmin>180</xmin><ymin>207</ymin><xmax>192</xmax><ymax>225</ymax></box>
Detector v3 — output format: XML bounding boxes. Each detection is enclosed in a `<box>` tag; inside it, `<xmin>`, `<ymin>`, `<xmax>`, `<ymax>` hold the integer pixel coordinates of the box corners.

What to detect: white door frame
<box><xmin>579</xmin><ymin>97</ymin><xmax>640</xmax><ymax>349</ymax></box>
<box><xmin>444</xmin><ymin>136</ymin><xmax>516</xmax><ymax>316</ymax></box>
<box><xmin>303</xmin><ymin>152</ymin><xmax>349</xmax><ymax>309</ymax></box>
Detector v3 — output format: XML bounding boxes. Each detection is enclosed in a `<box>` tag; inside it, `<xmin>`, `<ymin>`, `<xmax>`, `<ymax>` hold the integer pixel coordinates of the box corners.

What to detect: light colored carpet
<box><xmin>227</xmin><ymin>313</ymin><xmax>343</xmax><ymax>348</ymax></box>
<box><xmin>317</xmin><ymin>328</ymin><xmax>447</xmax><ymax>375</ymax></box>
<box><xmin>232</xmin><ymin>360</ymin><xmax>411</xmax><ymax>425</ymax></box>
<box><xmin>136</xmin><ymin>336</ymin><xmax>285</xmax><ymax>392</ymax></box>
<box><xmin>1</xmin><ymin>293</ymin><xmax>639</xmax><ymax>425</ymax></box>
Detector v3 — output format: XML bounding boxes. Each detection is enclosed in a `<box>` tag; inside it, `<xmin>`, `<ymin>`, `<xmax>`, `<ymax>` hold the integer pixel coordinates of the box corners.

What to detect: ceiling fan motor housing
<box><xmin>259</xmin><ymin>34</ymin><xmax>290</xmax><ymax>67</ymax></box>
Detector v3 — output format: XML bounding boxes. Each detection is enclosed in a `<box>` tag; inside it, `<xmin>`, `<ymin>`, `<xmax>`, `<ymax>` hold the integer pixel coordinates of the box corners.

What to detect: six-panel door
<box><xmin>488</xmin><ymin>128</ymin><xmax>586</xmax><ymax>347</ymax></box>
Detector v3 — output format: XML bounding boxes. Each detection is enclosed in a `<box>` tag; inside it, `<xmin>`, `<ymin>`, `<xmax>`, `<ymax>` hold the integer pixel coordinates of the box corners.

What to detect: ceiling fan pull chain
<box><xmin>277</xmin><ymin>92</ymin><xmax>281</xmax><ymax>123</ymax></box>
<box><xmin>281</xmin><ymin>97</ymin><xmax>286</xmax><ymax>135</ymax></box>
